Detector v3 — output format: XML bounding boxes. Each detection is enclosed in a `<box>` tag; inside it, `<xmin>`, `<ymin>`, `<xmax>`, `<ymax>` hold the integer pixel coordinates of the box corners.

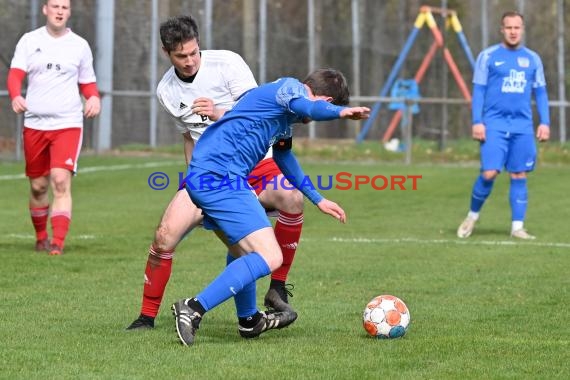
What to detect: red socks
<box><xmin>50</xmin><ymin>211</ymin><xmax>71</xmax><ymax>248</ymax></box>
<box><xmin>30</xmin><ymin>206</ymin><xmax>49</xmax><ymax>241</ymax></box>
<box><xmin>272</xmin><ymin>211</ymin><xmax>303</xmax><ymax>282</ymax></box>
<box><xmin>140</xmin><ymin>245</ymin><xmax>174</xmax><ymax>318</ymax></box>
<box><xmin>30</xmin><ymin>208</ymin><xmax>72</xmax><ymax>249</ymax></box>
<box><xmin>138</xmin><ymin>211</ymin><xmax>301</xmax><ymax>319</ymax></box>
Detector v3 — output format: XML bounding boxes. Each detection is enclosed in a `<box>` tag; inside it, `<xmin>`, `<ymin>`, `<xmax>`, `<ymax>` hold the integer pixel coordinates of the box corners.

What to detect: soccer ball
<box><xmin>362</xmin><ymin>295</ymin><xmax>410</xmax><ymax>339</ymax></box>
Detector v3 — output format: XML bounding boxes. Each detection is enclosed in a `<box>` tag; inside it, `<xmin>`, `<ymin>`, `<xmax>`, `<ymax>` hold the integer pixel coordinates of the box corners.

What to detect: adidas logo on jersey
<box><xmin>179</xmin><ymin>102</ymin><xmax>188</xmax><ymax>109</ymax></box>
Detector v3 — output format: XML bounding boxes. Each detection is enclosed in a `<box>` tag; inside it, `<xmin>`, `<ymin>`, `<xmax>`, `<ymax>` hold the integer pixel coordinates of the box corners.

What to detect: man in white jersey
<box><xmin>7</xmin><ymin>0</ymin><xmax>101</xmax><ymax>256</ymax></box>
<box><xmin>127</xmin><ymin>15</ymin><xmax>302</xmax><ymax>335</ymax></box>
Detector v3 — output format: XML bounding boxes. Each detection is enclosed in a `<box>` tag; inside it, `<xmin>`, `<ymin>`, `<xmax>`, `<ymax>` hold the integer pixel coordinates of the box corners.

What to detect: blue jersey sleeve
<box><xmin>532</xmin><ymin>54</ymin><xmax>550</xmax><ymax>126</ymax></box>
<box><xmin>272</xmin><ymin>148</ymin><xmax>324</xmax><ymax>205</ymax></box>
<box><xmin>275</xmin><ymin>78</ymin><xmax>344</xmax><ymax>121</ymax></box>
<box><xmin>289</xmin><ymin>97</ymin><xmax>344</xmax><ymax>121</ymax></box>
<box><xmin>534</xmin><ymin>86</ymin><xmax>550</xmax><ymax>126</ymax></box>
<box><xmin>471</xmin><ymin>84</ymin><xmax>486</xmax><ymax>124</ymax></box>
<box><xmin>531</xmin><ymin>52</ymin><xmax>547</xmax><ymax>88</ymax></box>
<box><xmin>472</xmin><ymin>49</ymin><xmax>491</xmax><ymax>86</ymax></box>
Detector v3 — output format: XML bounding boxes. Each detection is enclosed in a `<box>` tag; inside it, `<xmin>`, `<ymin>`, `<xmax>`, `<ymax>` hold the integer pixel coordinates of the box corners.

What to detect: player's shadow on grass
<box><xmin>449</xmin><ymin>227</ymin><xmax>512</xmax><ymax>239</ymax></box>
<box><xmin>0</xmin><ymin>240</ymin><xmax>105</xmax><ymax>255</ymax></box>
<box><xmin>0</xmin><ymin>241</ymin><xmax>43</xmax><ymax>254</ymax></box>
<box><xmin>156</xmin><ymin>314</ymin><xmax>297</xmax><ymax>346</ymax></box>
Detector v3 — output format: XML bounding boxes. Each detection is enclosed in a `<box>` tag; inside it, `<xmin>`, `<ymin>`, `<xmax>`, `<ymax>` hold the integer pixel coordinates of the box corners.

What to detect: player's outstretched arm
<box><xmin>339</xmin><ymin>106</ymin><xmax>370</xmax><ymax>120</ymax></box>
<box><xmin>273</xmin><ymin>148</ymin><xmax>324</xmax><ymax>205</ymax></box>
<box><xmin>316</xmin><ymin>198</ymin><xmax>346</xmax><ymax>223</ymax></box>
<box><xmin>290</xmin><ymin>97</ymin><xmax>370</xmax><ymax>122</ymax></box>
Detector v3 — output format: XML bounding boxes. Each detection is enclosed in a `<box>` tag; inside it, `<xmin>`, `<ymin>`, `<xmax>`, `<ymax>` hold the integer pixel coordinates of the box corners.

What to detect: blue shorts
<box><xmin>185</xmin><ymin>171</ymin><xmax>271</xmax><ymax>245</ymax></box>
<box><xmin>480</xmin><ymin>130</ymin><xmax>536</xmax><ymax>173</ymax></box>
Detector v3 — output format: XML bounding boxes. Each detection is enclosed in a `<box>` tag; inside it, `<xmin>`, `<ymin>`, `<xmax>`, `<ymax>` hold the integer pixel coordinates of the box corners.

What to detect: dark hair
<box><xmin>303</xmin><ymin>68</ymin><xmax>350</xmax><ymax>106</ymax></box>
<box><xmin>501</xmin><ymin>11</ymin><xmax>524</xmax><ymax>25</ymax></box>
<box><xmin>160</xmin><ymin>15</ymin><xmax>200</xmax><ymax>53</ymax></box>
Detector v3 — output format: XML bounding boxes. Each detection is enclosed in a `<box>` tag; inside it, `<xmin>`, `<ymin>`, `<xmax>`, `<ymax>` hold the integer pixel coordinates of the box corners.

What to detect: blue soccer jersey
<box><xmin>190</xmin><ymin>77</ymin><xmax>343</xmax><ymax>178</ymax></box>
<box><xmin>186</xmin><ymin>76</ymin><xmax>345</xmax><ymax>245</ymax></box>
<box><xmin>472</xmin><ymin>44</ymin><xmax>548</xmax><ymax>134</ymax></box>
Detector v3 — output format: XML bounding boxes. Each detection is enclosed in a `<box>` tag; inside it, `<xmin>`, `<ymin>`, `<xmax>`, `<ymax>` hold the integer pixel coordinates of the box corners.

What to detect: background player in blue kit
<box><xmin>171</xmin><ymin>69</ymin><xmax>370</xmax><ymax>346</ymax></box>
<box><xmin>457</xmin><ymin>11</ymin><xmax>550</xmax><ymax>240</ymax></box>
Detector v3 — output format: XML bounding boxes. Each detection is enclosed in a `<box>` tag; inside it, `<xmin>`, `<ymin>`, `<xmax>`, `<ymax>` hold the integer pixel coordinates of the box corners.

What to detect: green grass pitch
<box><xmin>0</xmin><ymin>154</ymin><xmax>568</xmax><ymax>379</ymax></box>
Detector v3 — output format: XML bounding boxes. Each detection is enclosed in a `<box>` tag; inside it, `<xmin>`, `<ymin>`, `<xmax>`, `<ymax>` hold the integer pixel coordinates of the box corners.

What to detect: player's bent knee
<box><xmin>250</xmin><ymin>251</ymin><xmax>283</xmax><ymax>272</ymax></box>
<box><xmin>253</xmin><ymin>248</ymin><xmax>283</xmax><ymax>271</ymax></box>
<box><xmin>290</xmin><ymin>189</ymin><xmax>304</xmax><ymax>208</ymax></box>
<box><xmin>30</xmin><ymin>182</ymin><xmax>49</xmax><ymax>196</ymax></box>
<box><xmin>482</xmin><ymin>170</ymin><xmax>499</xmax><ymax>181</ymax></box>
<box><xmin>509</xmin><ymin>172</ymin><xmax>527</xmax><ymax>179</ymax></box>
<box><xmin>50</xmin><ymin>179</ymin><xmax>71</xmax><ymax>195</ymax></box>
<box><xmin>153</xmin><ymin>224</ymin><xmax>179</xmax><ymax>252</ymax></box>
<box><xmin>265</xmin><ymin>253</ymin><xmax>283</xmax><ymax>272</ymax></box>
<box><xmin>278</xmin><ymin>189</ymin><xmax>305</xmax><ymax>214</ymax></box>
<box><xmin>149</xmin><ymin>242</ymin><xmax>175</xmax><ymax>260</ymax></box>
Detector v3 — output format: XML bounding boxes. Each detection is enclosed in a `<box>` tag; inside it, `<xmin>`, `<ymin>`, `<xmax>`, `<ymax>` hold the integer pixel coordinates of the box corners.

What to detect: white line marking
<box><xmin>0</xmin><ymin>161</ymin><xmax>182</xmax><ymax>181</ymax></box>
<box><xmin>304</xmin><ymin>237</ymin><xmax>570</xmax><ymax>249</ymax></box>
<box><xmin>7</xmin><ymin>233</ymin><xmax>96</xmax><ymax>240</ymax></box>
<box><xmin>80</xmin><ymin>161</ymin><xmax>181</xmax><ymax>173</ymax></box>
<box><xmin>7</xmin><ymin>233</ymin><xmax>570</xmax><ymax>249</ymax></box>
<box><xmin>0</xmin><ymin>173</ymin><xmax>25</xmax><ymax>180</ymax></box>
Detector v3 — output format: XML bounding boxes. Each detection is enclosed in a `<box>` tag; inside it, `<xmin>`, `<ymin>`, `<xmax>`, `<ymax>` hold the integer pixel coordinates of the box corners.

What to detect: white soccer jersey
<box><xmin>156</xmin><ymin>50</ymin><xmax>258</xmax><ymax>143</ymax></box>
<box><xmin>10</xmin><ymin>26</ymin><xmax>97</xmax><ymax>130</ymax></box>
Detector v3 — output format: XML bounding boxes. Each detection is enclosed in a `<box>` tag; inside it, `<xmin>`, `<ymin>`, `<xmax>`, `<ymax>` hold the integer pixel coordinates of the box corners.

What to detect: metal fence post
<box><xmin>405</xmin><ymin>101</ymin><xmax>413</xmax><ymax>165</ymax></box>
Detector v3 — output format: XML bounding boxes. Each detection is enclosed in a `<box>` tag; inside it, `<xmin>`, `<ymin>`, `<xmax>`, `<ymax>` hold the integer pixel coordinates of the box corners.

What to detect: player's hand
<box><xmin>316</xmin><ymin>199</ymin><xmax>347</xmax><ymax>224</ymax></box>
<box><xmin>340</xmin><ymin>106</ymin><xmax>370</xmax><ymax>120</ymax></box>
<box><xmin>11</xmin><ymin>95</ymin><xmax>27</xmax><ymax>114</ymax></box>
<box><xmin>84</xmin><ymin>96</ymin><xmax>101</xmax><ymax>118</ymax></box>
<box><xmin>536</xmin><ymin>124</ymin><xmax>550</xmax><ymax>142</ymax></box>
<box><xmin>472</xmin><ymin>123</ymin><xmax>486</xmax><ymax>141</ymax></box>
<box><xmin>192</xmin><ymin>97</ymin><xmax>224</xmax><ymax>121</ymax></box>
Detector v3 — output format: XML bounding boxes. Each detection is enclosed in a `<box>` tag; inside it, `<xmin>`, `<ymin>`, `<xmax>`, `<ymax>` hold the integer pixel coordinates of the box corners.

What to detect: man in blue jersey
<box><xmin>171</xmin><ymin>68</ymin><xmax>370</xmax><ymax>346</ymax></box>
<box><xmin>127</xmin><ymin>14</ymin><xmax>306</xmax><ymax>333</ymax></box>
<box><xmin>457</xmin><ymin>11</ymin><xmax>550</xmax><ymax>240</ymax></box>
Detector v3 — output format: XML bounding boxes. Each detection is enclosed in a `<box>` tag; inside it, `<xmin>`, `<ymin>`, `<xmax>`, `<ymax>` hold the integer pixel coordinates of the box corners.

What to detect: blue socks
<box><xmin>226</xmin><ymin>254</ymin><xmax>258</xmax><ymax>318</ymax></box>
<box><xmin>470</xmin><ymin>174</ymin><xmax>495</xmax><ymax>212</ymax></box>
<box><xmin>467</xmin><ymin>174</ymin><xmax>528</xmax><ymax>228</ymax></box>
<box><xmin>509</xmin><ymin>177</ymin><xmax>528</xmax><ymax>222</ymax></box>
<box><xmin>196</xmin><ymin>252</ymin><xmax>270</xmax><ymax>312</ymax></box>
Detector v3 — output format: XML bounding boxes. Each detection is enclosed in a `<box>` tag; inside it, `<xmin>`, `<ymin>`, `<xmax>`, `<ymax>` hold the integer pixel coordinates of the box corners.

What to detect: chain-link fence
<box><xmin>1</xmin><ymin>0</ymin><xmax>568</xmax><ymax>159</ymax></box>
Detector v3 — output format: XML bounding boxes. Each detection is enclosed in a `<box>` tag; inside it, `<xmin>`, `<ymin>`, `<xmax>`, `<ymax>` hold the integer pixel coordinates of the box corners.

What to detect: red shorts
<box><xmin>247</xmin><ymin>158</ymin><xmax>282</xmax><ymax>195</ymax></box>
<box><xmin>23</xmin><ymin>127</ymin><xmax>83</xmax><ymax>178</ymax></box>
